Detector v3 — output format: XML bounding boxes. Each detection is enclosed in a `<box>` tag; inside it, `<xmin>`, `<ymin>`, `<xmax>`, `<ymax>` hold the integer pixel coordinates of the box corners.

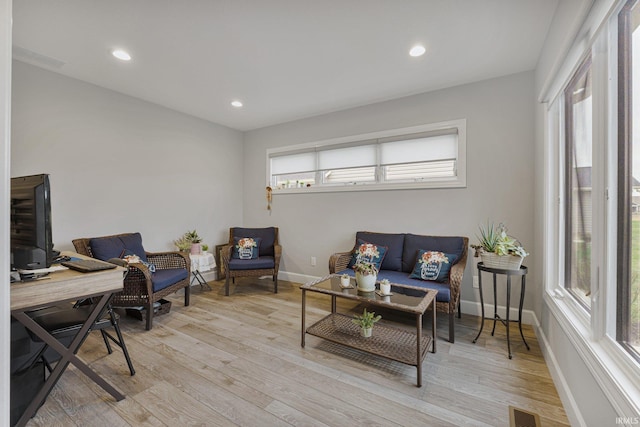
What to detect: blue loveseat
<box><xmin>329</xmin><ymin>231</ymin><xmax>469</xmax><ymax>342</ymax></box>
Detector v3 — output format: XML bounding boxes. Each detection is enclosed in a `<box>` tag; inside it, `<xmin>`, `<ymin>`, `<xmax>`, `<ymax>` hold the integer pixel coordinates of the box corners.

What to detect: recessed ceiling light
<box><xmin>409</xmin><ymin>45</ymin><xmax>426</xmax><ymax>57</ymax></box>
<box><xmin>231</xmin><ymin>100</ymin><xmax>243</xmax><ymax>108</ymax></box>
<box><xmin>112</xmin><ymin>49</ymin><xmax>131</xmax><ymax>61</ymax></box>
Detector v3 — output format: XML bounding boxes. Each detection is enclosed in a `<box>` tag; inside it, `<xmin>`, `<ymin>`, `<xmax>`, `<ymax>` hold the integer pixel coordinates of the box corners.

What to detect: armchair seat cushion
<box><xmin>228</xmin><ymin>257</ymin><xmax>275</xmax><ymax>271</ymax></box>
<box><xmin>90</xmin><ymin>233</ymin><xmax>148</xmax><ymax>263</ymax></box>
<box><xmin>151</xmin><ymin>268</ymin><xmax>189</xmax><ymax>292</ymax></box>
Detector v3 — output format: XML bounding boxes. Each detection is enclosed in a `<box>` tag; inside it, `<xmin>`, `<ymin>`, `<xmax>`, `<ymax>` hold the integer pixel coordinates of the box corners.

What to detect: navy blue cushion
<box><xmin>409</xmin><ymin>250</ymin><xmax>458</xmax><ymax>283</ymax></box>
<box><xmin>232</xmin><ymin>237</ymin><xmax>262</xmax><ymax>260</ymax></box>
<box><xmin>90</xmin><ymin>233</ymin><xmax>148</xmax><ymax>263</ymax></box>
<box><xmin>402</xmin><ymin>234</ymin><xmax>464</xmax><ymax>273</ymax></box>
<box><xmin>355</xmin><ymin>232</ymin><xmax>404</xmax><ymax>271</ymax></box>
<box><xmin>151</xmin><ymin>268</ymin><xmax>188</xmax><ymax>292</ymax></box>
<box><xmin>347</xmin><ymin>239</ymin><xmax>388</xmax><ymax>271</ymax></box>
<box><xmin>336</xmin><ymin>269</ymin><xmax>450</xmax><ymax>303</ymax></box>
<box><xmin>232</xmin><ymin>227</ymin><xmax>276</xmax><ymax>257</ymax></box>
<box><xmin>228</xmin><ymin>257</ymin><xmax>275</xmax><ymax>271</ymax></box>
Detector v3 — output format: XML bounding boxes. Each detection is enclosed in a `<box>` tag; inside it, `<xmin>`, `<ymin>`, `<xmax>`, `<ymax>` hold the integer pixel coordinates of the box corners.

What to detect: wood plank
<box><xmin>25</xmin><ymin>278</ymin><xmax>570</xmax><ymax>427</ymax></box>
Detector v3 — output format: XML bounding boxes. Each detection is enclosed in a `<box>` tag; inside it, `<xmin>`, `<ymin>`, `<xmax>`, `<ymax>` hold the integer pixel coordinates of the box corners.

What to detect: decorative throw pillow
<box><xmin>347</xmin><ymin>239</ymin><xmax>388</xmax><ymax>271</ymax></box>
<box><xmin>120</xmin><ymin>249</ymin><xmax>156</xmax><ymax>272</ymax></box>
<box><xmin>232</xmin><ymin>237</ymin><xmax>262</xmax><ymax>260</ymax></box>
<box><xmin>410</xmin><ymin>249</ymin><xmax>458</xmax><ymax>283</ymax></box>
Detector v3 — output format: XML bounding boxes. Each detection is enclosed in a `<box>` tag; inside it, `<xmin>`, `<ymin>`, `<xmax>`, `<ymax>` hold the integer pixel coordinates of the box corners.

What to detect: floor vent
<box><xmin>509</xmin><ymin>406</ymin><xmax>541</xmax><ymax>427</ymax></box>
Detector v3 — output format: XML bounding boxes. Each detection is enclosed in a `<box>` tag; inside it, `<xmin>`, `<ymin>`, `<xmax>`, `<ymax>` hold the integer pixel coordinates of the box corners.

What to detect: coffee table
<box><xmin>300</xmin><ymin>274</ymin><xmax>437</xmax><ymax>387</ymax></box>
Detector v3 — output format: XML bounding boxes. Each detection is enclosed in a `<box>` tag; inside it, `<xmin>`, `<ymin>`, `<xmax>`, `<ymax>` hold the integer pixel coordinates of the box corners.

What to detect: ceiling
<box><xmin>12</xmin><ymin>1</ymin><xmax>559</xmax><ymax>131</ymax></box>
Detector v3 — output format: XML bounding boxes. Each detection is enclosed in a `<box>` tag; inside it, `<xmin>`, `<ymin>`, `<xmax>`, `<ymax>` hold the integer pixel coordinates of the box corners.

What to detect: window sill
<box><xmin>272</xmin><ymin>179</ymin><xmax>466</xmax><ymax>194</ymax></box>
<box><xmin>544</xmin><ymin>291</ymin><xmax>640</xmax><ymax>417</ymax></box>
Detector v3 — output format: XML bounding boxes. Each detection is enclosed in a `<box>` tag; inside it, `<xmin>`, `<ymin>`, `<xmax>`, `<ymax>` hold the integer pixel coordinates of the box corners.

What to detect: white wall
<box><xmin>11</xmin><ymin>61</ymin><xmax>244</xmax><ymax>252</ymax></box>
<box><xmin>243</xmin><ymin>71</ymin><xmax>536</xmax><ymax>313</ymax></box>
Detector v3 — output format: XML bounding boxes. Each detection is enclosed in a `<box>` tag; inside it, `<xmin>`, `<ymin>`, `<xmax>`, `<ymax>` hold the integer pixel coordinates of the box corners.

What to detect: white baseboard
<box><xmin>278</xmin><ymin>270</ymin><xmax>321</xmax><ymax>285</ymax></box>
<box><xmin>532</xmin><ymin>318</ymin><xmax>586</xmax><ymax>427</ymax></box>
<box><xmin>459</xmin><ymin>299</ymin><xmax>537</xmax><ymax>325</ymax></box>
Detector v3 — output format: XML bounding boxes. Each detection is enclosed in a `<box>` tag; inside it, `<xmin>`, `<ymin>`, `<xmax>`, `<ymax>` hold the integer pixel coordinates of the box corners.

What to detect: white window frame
<box><xmin>266</xmin><ymin>119</ymin><xmax>466</xmax><ymax>194</ymax></box>
<box><xmin>542</xmin><ymin>0</ymin><xmax>640</xmax><ymax>417</ymax></box>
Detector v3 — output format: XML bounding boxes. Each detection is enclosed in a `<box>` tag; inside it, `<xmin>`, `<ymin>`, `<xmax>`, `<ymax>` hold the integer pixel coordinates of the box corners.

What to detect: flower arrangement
<box><xmin>352</xmin><ymin>261</ymin><xmax>378</xmax><ymax>276</ymax></box>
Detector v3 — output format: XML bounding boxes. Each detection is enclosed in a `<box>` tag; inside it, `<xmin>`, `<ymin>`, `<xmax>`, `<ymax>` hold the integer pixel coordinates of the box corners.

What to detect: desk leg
<box><xmin>519</xmin><ymin>275</ymin><xmax>530</xmax><ymax>350</ymax></box>
<box><xmin>301</xmin><ymin>289</ymin><xmax>306</xmax><ymax>348</ymax></box>
<box><xmin>13</xmin><ymin>293</ymin><xmax>124</xmax><ymax>427</ymax></box>
<box><xmin>473</xmin><ymin>267</ymin><xmax>485</xmax><ymax>343</ymax></box>
<box><xmin>506</xmin><ymin>276</ymin><xmax>512</xmax><ymax>359</ymax></box>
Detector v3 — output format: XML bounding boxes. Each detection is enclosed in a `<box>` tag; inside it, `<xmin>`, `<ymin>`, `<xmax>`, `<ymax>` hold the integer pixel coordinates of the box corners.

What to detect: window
<box><xmin>267</xmin><ymin>120</ymin><xmax>465</xmax><ymax>192</ymax></box>
<box><xmin>564</xmin><ymin>54</ymin><xmax>593</xmax><ymax>310</ymax></box>
<box><xmin>618</xmin><ymin>0</ymin><xmax>640</xmax><ymax>358</ymax></box>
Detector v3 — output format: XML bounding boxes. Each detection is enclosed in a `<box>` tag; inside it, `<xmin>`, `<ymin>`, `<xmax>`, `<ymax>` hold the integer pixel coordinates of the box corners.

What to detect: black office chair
<box><xmin>26</xmin><ymin>299</ymin><xmax>135</xmax><ymax>376</ymax></box>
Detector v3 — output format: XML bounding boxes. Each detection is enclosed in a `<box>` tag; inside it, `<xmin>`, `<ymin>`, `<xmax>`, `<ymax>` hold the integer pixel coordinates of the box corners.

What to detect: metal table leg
<box><xmin>12</xmin><ymin>292</ymin><xmax>124</xmax><ymax>427</ymax></box>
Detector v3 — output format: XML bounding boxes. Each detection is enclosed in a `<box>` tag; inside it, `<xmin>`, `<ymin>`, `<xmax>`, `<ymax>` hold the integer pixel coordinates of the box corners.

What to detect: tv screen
<box><xmin>10</xmin><ymin>174</ymin><xmax>55</xmax><ymax>269</ymax></box>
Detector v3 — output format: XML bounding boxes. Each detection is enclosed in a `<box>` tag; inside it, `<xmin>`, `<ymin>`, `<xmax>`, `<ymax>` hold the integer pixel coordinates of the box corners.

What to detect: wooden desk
<box><xmin>10</xmin><ymin>252</ymin><xmax>126</xmax><ymax>426</ymax></box>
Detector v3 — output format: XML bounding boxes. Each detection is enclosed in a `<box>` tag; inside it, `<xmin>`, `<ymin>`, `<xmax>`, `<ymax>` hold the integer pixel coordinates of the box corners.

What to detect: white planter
<box><xmin>355</xmin><ymin>272</ymin><xmax>376</xmax><ymax>292</ymax></box>
<box><xmin>480</xmin><ymin>252</ymin><xmax>523</xmax><ymax>270</ymax></box>
<box><xmin>361</xmin><ymin>327</ymin><xmax>372</xmax><ymax>338</ymax></box>
<box><xmin>340</xmin><ymin>275</ymin><xmax>351</xmax><ymax>287</ymax></box>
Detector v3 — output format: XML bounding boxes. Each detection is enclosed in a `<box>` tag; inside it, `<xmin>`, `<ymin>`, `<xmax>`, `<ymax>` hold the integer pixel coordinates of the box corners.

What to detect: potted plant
<box><xmin>352</xmin><ymin>261</ymin><xmax>378</xmax><ymax>292</ymax></box>
<box><xmin>174</xmin><ymin>230</ymin><xmax>204</xmax><ymax>254</ymax></box>
<box><xmin>173</xmin><ymin>235</ymin><xmax>191</xmax><ymax>252</ymax></box>
<box><xmin>471</xmin><ymin>222</ymin><xmax>528</xmax><ymax>270</ymax></box>
<box><xmin>352</xmin><ymin>308</ymin><xmax>382</xmax><ymax>338</ymax></box>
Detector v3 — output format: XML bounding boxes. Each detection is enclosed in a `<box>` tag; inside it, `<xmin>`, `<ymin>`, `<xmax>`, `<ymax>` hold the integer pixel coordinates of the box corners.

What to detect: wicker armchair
<box><xmin>220</xmin><ymin>227</ymin><xmax>281</xmax><ymax>296</ymax></box>
<box><xmin>329</xmin><ymin>235</ymin><xmax>468</xmax><ymax>343</ymax></box>
<box><xmin>72</xmin><ymin>233</ymin><xmax>190</xmax><ymax>330</ymax></box>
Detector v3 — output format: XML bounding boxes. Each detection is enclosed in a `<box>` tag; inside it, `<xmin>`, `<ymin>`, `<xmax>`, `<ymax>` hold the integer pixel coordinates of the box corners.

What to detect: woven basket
<box><xmin>480</xmin><ymin>252</ymin><xmax>523</xmax><ymax>270</ymax></box>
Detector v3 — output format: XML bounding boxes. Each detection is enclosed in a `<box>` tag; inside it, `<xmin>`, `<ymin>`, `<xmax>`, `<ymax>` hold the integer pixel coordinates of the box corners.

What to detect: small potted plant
<box><xmin>352</xmin><ymin>308</ymin><xmax>382</xmax><ymax>338</ymax></box>
<box><xmin>352</xmin><ymin>261</ymin><xmax>378</xmax><ymax>292</ymax></box>
<box><xmin>471</xmin><ymin>222</ymin><xmax>528</xmax><ymax>270</ymax></box>
<box><xmin>173</xmin><ymin>235</ymin><xmax>191</xmax><ymax>252</ymax></box>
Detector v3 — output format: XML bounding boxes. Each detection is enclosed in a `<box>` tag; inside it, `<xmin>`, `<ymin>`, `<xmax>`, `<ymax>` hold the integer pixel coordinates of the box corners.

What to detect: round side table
<box><xmin>472</xmin><ymin>262</ymin><xmax>530</xmax><ymax>359</ymax></box>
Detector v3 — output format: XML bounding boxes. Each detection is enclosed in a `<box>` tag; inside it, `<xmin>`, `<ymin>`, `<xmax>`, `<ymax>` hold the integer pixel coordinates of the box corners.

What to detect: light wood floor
<box><xmin>26</xmin><ymin>278</ymin><xmax>570</xmax><ymax>427</ymax></box>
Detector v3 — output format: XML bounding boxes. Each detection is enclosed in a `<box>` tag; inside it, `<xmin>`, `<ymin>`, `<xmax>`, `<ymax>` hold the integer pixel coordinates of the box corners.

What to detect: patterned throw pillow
<box><xmin>409</xmin><ymin>249</ymin><xmax>458</xmax><ymax>283</ymax></box>
<box><xmin>232</xmin><ymin>237</ymin><xmax>262</xmax><ymax>260</ymax></box>
<box><xmin>347</xmin><ymin>239</ymin><xmax>388</xmax><ymax>271</ymax></box>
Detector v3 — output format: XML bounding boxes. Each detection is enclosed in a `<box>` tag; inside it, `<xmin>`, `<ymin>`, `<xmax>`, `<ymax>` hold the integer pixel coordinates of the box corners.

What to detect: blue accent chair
<box><xmin>72</xmin><ymin>233</ymin><xmax>190</xmax><ymax>330</ymax></box>
<box><xmin>221</xmin><ymin>227</ymin><xmax>281</xmax><ymax>296</ymax></box>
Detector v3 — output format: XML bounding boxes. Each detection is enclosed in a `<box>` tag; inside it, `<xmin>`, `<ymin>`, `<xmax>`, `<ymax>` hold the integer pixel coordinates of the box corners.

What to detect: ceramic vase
<box><xmin>355</xmin><ymin>272</ymin><xmax>376</xmax><ymax>292</ymax></box>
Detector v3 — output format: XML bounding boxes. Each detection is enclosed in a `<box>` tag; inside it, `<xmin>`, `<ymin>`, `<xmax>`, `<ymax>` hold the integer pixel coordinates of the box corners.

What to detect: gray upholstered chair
<box><xmin>220</xmin><ymin>227</ymin><xmax>281</xmax><ymax>296</ymax></box>
<box><xmin>72</xmin><ymin>232</ymin><xmax>190</xmax><ymax>330</ymax></box>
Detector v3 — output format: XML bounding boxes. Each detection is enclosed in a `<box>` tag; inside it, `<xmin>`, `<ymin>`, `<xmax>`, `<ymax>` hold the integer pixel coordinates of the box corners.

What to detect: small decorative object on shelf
<box><xmin>471</xmin><ymin>222</ymin><xmax>528</xmax><ymax>270</ymax></box>
<box><xmin>340</xmin><ymin>273</ymin><xmax>351</xmax><ymax>287</ymax></box>
<box><xmin>352</xmin><ymin>261</ymin><xmax>378</xmax><ymax>292</ymax></box>
<box><xmin>380</xmin><ymin>278</ymin><xmax>391</xmax><ymax>295</ymax></box>
<box><xmin>352</xmin><ymin>308</ymin><xmax>382</xmax><ymax>338</ymax></box>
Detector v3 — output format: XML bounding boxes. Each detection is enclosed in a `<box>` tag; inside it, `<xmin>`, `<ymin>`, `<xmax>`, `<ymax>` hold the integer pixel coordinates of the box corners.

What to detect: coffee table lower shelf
<box><xmin>306</xmin><ymin>313</ymin><xmax>431</xmax><ymax>368</ymax></box>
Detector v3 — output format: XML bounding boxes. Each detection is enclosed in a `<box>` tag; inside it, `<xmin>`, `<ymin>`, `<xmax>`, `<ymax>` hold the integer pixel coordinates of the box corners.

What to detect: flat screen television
<box><xmin>10</xmin><ymin>174</ymin><xmax>56</xmax><ymax>269</ymax></box>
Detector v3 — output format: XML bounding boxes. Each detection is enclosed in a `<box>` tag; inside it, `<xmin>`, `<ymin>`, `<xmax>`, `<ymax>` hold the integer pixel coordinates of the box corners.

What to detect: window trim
<box><xmin>266</xmin><ymin>119</ymin><xmax>466</xmax><ymax>194</ymax></box>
